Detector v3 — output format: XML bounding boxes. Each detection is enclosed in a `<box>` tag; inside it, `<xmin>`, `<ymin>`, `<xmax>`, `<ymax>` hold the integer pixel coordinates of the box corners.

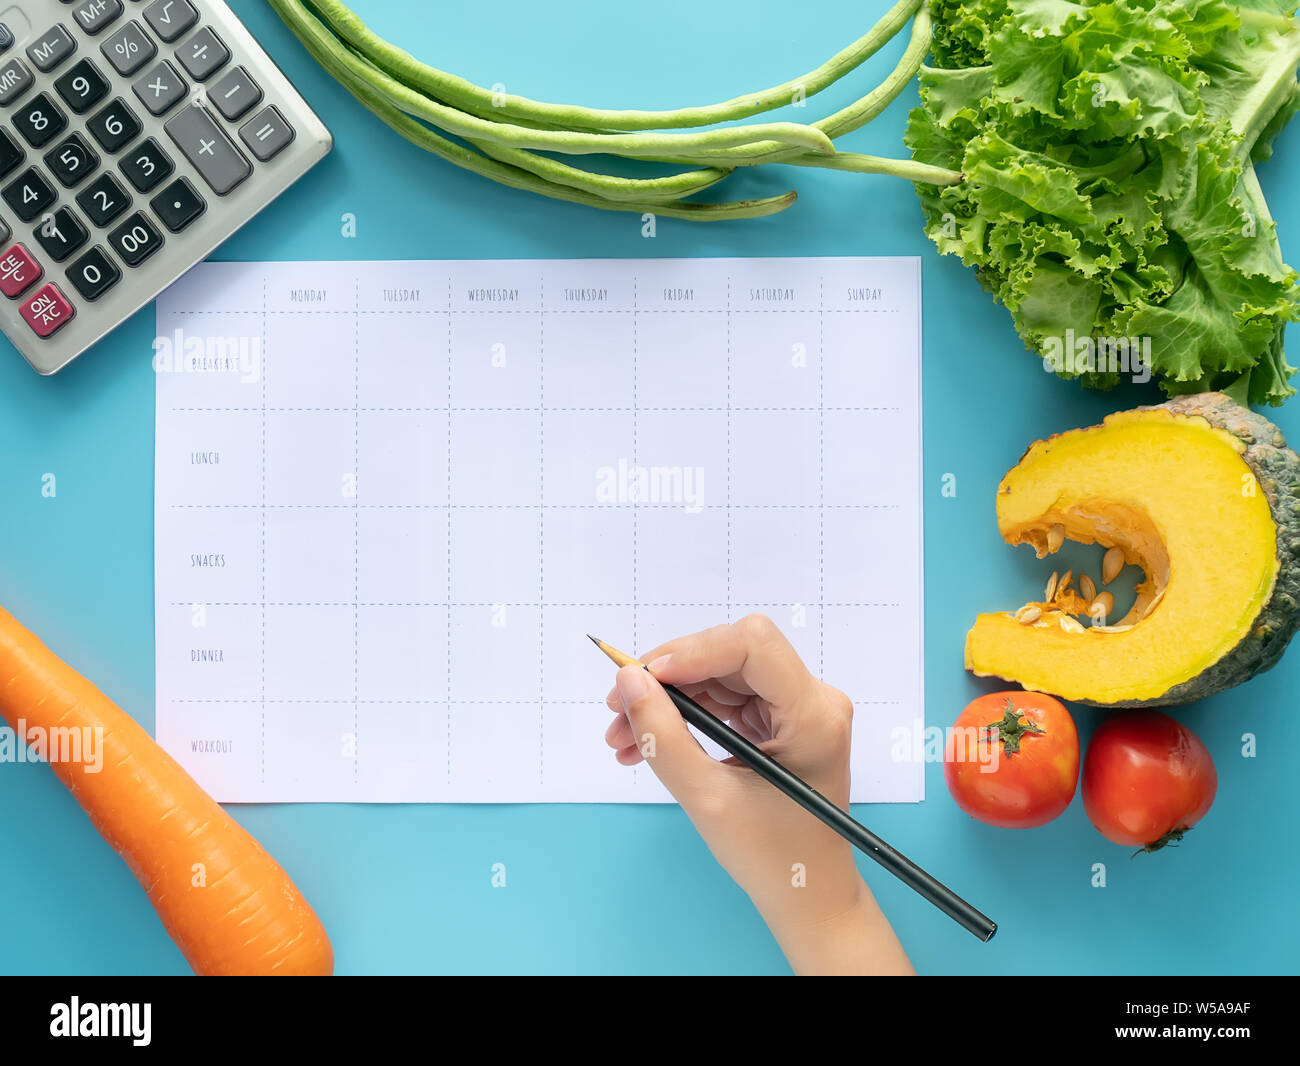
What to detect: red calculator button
<box><xmin>19</xmin><ymin>282</ymin><xmax>75</xmax><ymax>338</ymax></box>
<box><xmin>0</xmin><ymin>243</ymin><xmax>43</xmax><ymax>298</ymax></box>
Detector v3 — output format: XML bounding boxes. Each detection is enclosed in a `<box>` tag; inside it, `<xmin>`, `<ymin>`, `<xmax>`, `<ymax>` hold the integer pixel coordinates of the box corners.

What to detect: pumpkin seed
<box><xmin>1047</xmin><ymin>523</ymin><xmax>1065</xmax><ymax>553</ymax></box>
<box><xmin>1059</xmin><ymin>570</ymin><xmax>1073</xmax><ymax>595</ymax></box>
<box><xmin>1090</xmin><ymin>590</ymin><xmax>1115</xmax><ymax>624</ymax></box>
<box><xmin>1045</xmin><ymin>571</ymin><xmax>1059</xmax><ymax>601</ymax></box>
<box><xmin>1079</xmin><ymin>574</ymin><xmax>1097</xmax><ymax>602</ymax></box>
<box><xmin>1102</xmin><ymin>546</ymin><xmax>1124</xmax><ymax>585</ymax></box>
<box><xmin>1059</xmin><ymin>614</ymin><xmax>1085</xmax><ymax>633</ymax></box>
<box><xmin>1016</xmin><ymin>605</ymin><xmax>1042</xmax><ymax>625</ymax></box>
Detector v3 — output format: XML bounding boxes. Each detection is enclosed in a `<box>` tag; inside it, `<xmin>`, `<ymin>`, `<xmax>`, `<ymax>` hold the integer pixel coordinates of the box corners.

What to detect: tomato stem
<box><xmin>1130</xmin><ymin>826</ymin><xmax>1192</xmax><ymax>858</ymax></box>
<box><xmin>984</xmin><ymin>698</ymin><xmax>1047</xmax><ymax>755</ymax></box>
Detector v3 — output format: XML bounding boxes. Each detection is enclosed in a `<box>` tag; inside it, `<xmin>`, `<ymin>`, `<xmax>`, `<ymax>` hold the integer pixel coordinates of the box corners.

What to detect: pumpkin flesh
<box><xmin>966</xmin><ymin>408</ymin><xmax>1280</xmax><ymax>705</ymax></box>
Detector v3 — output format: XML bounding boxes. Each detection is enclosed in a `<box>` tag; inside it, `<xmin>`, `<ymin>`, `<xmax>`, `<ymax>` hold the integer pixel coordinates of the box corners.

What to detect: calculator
<box><xmin>0</xmin><ymin>0</ymin><xmax>331</xmax><ymax>374</ymax></box>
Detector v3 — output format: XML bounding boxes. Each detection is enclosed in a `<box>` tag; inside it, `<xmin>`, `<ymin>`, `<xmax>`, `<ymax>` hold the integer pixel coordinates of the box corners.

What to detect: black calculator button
<box><xmin>143</xmin><ymin>0</ymin><xmax>198</xmax><ymax>43</ymax></box>
<box><xmin>0</xmin><ymin>57</ymin><xmax>30</xmax><ymax>106</ymax></box>
<box><xmin>76</xmin><ymin>171</ymin><xmax>130</xmax><ymax>226</ymax></box>
<box><xmin>26</xmin><ymin>26</ymin><xmax>77</xmax><ymax>74</ymax></box>
<box><xmin>107</xmin><ymin>210</ymin><xmax>161</xmax><ymax>265</ymax></box>
<box><xmin>132</xmin><ymin>58</ymin><xmax>186</xmax><ymax>115</ymax></box>
<box><xmin>150</xmin><ymin>175</ymin><xmax>203</xmax><ymax>232</ymax></box>
<box><xmin>176</xmin><ymin>27</ymin><xmax>228</xmax><ymax>81</ymax></box>
<box><xmin>35</xmin><ymin>205</ymin><xmax>89</xmax><ymax>262</ymax></box>
<box><xmin>44</xmin><ymin>132</ymin><xmax>98</xmax><ymax>188</ymax></box>
<box><xmin>72</xmin><ymin>0</ymin><xmax>124</xmax><ymax>37</ymax></box>
<box><xmin>66</xmin><ymin>244</ymin><xmax>120</xmax><ymax>300</ymax></box>
<box><xmin>54</xmin><ymin>58</ymin><xmax>110</xmax><ymax>114</ymax></box>
<box><xmin>210</xmin><ymin>66</ymin><xmax>262</xmax><ymax>121</ymax></box>
<box><xmin>0</xmin><ymin>215</ymin><xmax>8</xmax><ymax>245</ymax></box>
<box><xmin>87</xmin><ymin>97</ymin><xmax>141</xmax><ymax>152</ymax></box>
<box><xmin>0</xmin><ymin>25</ymin><xmax>12</xmax><ymax>56</ymax></box>
<box><xmin>0</xmin><ymin>128</ymin><xmax>23</xmax><ymax>179</ymax></box>
<box><xmin>119</xmin><ymin>135</ymin><xmax>172</xmax><ymax>191</ymax></box>
<box><xmin>14</xmin><ymin>93</ymin><xmax>68</xmax><ymax>148</ymax></box>
<box><xmin>100</xmin><ymin>20</ymin><xmax>155</xmax><ymax>77</ymax></box>
<box><xmin>2</xmin><ymin>167</ymin><xmax>56</xmax><ymax>222</ymax></box>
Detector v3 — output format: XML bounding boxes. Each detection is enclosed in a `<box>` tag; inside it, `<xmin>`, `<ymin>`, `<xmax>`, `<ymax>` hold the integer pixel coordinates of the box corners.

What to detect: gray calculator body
<box><xmin>0</xmin><ymin>0</ymin><xmax>331</xmax><ymax>374</ymax></box>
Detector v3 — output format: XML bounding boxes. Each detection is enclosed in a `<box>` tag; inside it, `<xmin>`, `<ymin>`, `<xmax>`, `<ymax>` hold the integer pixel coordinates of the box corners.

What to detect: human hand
<box><xmin>603</xmin><ymin>614</ymin><xmax>912</xmax><ymax>975</ymax></box>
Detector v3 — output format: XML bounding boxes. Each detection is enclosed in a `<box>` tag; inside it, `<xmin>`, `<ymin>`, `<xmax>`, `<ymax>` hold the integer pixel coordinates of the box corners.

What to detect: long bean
<box><xmin>470</xmin><ymin>140</ymin><xmax>734</xmax><ymax>203</ymax></box>
<box><xmin>642</xmin><ymin>8</ymin><xmax>933</xmax><ymax>166</ymax></box>
<box><xmin>274</xmin><ymin>0</ymin><xmax>834</xmax><ymax>158</ymax></box>
<box><xmin>782</xmin><ymin>150</ymin><xmax>962</xmax><ymax>185</ymax></box>
<box><xmin>305</xmin><ymin>0</ymin><xmax>923</xmax><ymax>132</ymax></box>
<box><xmin>267</xmin><ymin>0</ymin><xmax>798</xmax><ymax>220</ymax></box>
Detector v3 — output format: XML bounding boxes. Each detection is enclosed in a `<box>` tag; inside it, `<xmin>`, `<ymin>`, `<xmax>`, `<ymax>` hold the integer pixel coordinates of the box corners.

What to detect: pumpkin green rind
<box><xmin>1127</xmin><ymin>393</ymin><xmax>1300</xmax><ymax>707</ymax></box>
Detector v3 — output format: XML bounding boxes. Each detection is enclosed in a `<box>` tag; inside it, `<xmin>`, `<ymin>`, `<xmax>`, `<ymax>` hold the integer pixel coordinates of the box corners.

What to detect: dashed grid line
<box><xmin>169</xmin><ymin>503</ymin><xmax>900</xmax><ymax>510</ymax></box>
<box><xmin>169</xmin><ymin>405</ymin><xmax>901</xmax><ymax>413</ymax></box>
<box><xmin>172</xmin><ymin>601</ymin><xmax>902</xmax><ymax>609</ymax></box>
<box><xmin>539</xmin><ymin>274</ymin><xmax>545</xmax><ymax>786</ymax></box>
<box><xmin>171</xmin><ymin>697</ymin><xmax>903</xmax><ymax>705</ymax></box>
<box><xmin>259</xmin><ymin>274</ymin><xmax>267</xmax><ymax>785</ymax></box>
<box><xmin>353</xmin><ymin>278</ymin><xmax>360</xmax><ymax>784</ymax></box>
<box><xmin>819</xmin><ymin>275</ymin><xmax>825</xmax><ymax>676</ymax></box>
<box><xmin>165</xmin><ymin>308</ymin><xmax>903</xmax><ymax>316</ymax></box>
<box><xmin>446</xmin><ymin>273</ymin><xmax>453</xmax><ymax>787</ymax></box>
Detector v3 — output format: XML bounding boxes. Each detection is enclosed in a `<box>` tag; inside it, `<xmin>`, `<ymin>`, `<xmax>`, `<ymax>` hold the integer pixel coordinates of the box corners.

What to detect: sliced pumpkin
<box><xmin>966</xmin><ymin>393</ymin><xmax>1300</xmax><ymax>706</ymax></box>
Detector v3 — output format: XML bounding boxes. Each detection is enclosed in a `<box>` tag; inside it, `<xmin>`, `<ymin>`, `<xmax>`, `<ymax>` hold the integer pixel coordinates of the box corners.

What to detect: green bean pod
<box><xmin>305</xmin><ymin>0</ymin><xmax>923</xmax><ymax>132</ymax></box>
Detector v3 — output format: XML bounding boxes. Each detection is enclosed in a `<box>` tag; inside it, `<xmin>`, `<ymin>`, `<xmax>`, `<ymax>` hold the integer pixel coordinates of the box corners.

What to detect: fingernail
<box><xmin>616</xmin><ymin>665</ymin><xmax>650</xmax><ymax>708</ymax></box>
<box><xmin>646</xmin><ymin>654</ymin><xmax>672</xmax><ymax>675</ymax></box>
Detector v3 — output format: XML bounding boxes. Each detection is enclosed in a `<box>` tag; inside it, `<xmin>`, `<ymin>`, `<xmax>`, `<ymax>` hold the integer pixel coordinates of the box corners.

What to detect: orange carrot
<box><xmin>0</xmin><ymin>605</ymin><xmax>333</xmax><ymax>976</ymax></box>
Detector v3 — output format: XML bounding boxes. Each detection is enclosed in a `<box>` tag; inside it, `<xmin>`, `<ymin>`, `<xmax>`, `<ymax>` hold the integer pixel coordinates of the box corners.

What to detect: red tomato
<box><xmin>944</xmin><ymin>691</ymin><xmax>1079</xmax><ymax>828</ymax></box>
<box><xmin>1082</xmin><ymin>711</ymin><xmax>1217</xmax><ymax>852</ymax></box>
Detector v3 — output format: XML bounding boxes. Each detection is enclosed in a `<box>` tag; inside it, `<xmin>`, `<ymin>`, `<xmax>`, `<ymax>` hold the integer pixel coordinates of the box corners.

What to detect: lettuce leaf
<box><xmin>907</xmin><ymin>0</ymin><xmax>1300</xmax><ymax>404</ymax></box>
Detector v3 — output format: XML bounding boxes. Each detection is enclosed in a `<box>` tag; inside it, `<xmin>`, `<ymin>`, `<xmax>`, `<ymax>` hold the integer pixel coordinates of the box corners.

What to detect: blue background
<box><xmin>1</xmin><ymin>0</ymin><xmax>1296</xmax><ymax>975</ymax></box>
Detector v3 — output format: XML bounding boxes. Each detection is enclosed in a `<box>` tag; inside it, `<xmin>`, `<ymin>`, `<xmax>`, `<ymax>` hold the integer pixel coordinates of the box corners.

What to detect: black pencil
<box><xmin>590</xmin><ymin>635</ymin><xmax>997</xmax><ymax>942</ymax></box>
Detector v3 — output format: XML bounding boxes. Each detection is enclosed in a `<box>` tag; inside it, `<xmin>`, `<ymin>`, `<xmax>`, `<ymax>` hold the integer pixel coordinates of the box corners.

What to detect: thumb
<box><xmin>615</xmin><ymin>665</ymin><xmax>716</xmax><ymax>799</ymax></box>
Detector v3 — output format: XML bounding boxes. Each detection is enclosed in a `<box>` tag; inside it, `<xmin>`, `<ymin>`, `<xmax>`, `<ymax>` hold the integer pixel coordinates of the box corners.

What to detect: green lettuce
<box><xmin>907</xmin><ymin>0</ymin><xmax>1300</xmax><ymax>404</ymax></box>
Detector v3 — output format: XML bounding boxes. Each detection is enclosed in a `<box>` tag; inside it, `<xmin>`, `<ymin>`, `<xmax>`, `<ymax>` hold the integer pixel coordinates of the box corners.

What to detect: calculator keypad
<box><xmin>55</xmin><ymin>59</ymin><xmax>111</xmax><ymax>113</ymax></box>
<box><xmin>0</xmin><ymin>128</ymin><xmax>22</xmax><ymax>178</ymax></box>
<box><xmin>26</xmin><ymin>26</ymin><xmax>76</xmax><ymax>73</ymax></box>
<box><xmin>66</xmin><ymin>244</ymin><xmax>120</xmax><ymax>300</ymax></box>
<box><xmin>0</xmin><ymin>242</ymin><xmax>41</xmax><ymax>296</ymax></box>
<box><xmin>176</xmin><ymin>27</ymin><xmax>227</xmax><ymax>80</ymax></box>
<box><xmin>165</xmin><ymin>102</ymin><xmax>247</xmax><ymax>193</ymax></box>
<box><xmin>14</xmin><ymin>92</ymin><xmax>67</xmax><ymax>147</ymax></box>
<box><xmin>87</xmin><ymin>97</ymin><xmax>141</xmax><ymax>151</ymax></box>
<box><xmin>45</xmin><ymin>132</ymin><xmax>100</xmax><ymax>187</ymax></box>
<box><xmin>0</xmin><ymin>0</ymin><xmax>321</xmax><ymax>364</ymax></box>
<box><xmin>101</xmin><ymin>21</ymin><xmax>157</xmax><ymax>77</ymax></box>
<box><xmin>107</xmin><ymin>210</ymin><xmax>162</xmax><ymax>265</ymax></box>
<box><xmin>119</xmin><ymin>136</ymin><xmax>172</xmax><ymax>191</ymax></box>
<box><xmin>0</xmin><ymin>58</ymin><xmax>34</xmax><ymax>105</ymax></box>
<box><xmin>3</xmin><ymin>167</ymin><xmax>56</xmax><ymax>221</ymax></box>
<box><xmin>210</xmin><ymin>65</ymin><xmax>260</xmax><ymax>120</ymax></box>
<box><xmin>73</xmin><ymin>0</ymin><xmax>125</xmax><ymax>37</ymax></box>
<box><xmin>150</xmin><ymin>175</ymin><xmax>203</xmax><ymax>231</ymax></box>
<box><xmin>18</xmin><ymin>281</ymin><xmax>74</xmax><ymax>336</ymax></box>
<box><xmin>143</xmin><ymin>0</ymin><xmax>200</xmax><ymax>44</ymax></box>
<box><xmin>76</xmin><ymin>170</ymin><xmax>131</xmax><ymax>225</ymax></box>
<box><xmin>34</xmin><ymin>205</ymin><xmax>89</xmax><ymax>261</ymax></box>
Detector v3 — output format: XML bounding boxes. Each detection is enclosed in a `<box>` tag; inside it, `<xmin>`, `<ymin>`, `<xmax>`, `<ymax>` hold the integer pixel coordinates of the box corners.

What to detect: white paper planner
<box><xmin>153</xmin><ymin>257</ymin><xmax>924</xmax><ymax>803</ymax></box>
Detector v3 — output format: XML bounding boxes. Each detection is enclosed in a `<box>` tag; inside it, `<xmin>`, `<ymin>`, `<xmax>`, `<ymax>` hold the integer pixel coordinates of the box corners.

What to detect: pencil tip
<box><xmin>587</xmin><ymin>634</ymin><xmax>601</xmax><ymax>646</ymax></box>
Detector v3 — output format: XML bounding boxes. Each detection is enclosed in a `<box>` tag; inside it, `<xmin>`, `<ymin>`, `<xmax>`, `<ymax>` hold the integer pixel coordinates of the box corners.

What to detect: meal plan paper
<box><xmin>154</xmin><ymin>258</ymin><xmax>924</xmax><ymax>803</ymax></box>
